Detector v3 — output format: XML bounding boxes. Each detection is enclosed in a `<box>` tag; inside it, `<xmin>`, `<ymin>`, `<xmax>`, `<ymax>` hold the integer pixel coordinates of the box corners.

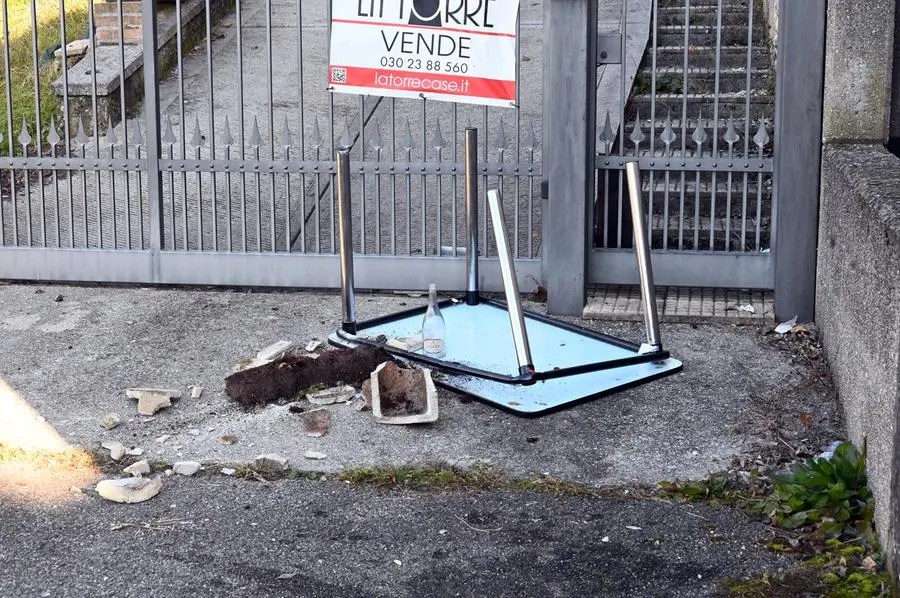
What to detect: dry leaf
<box><xmin>799</xmin><ymin>412</ymin><xmax>812</xmax><ymax>425</ymax></box>
<box><xmin>218</xmin><ymin>435</ymin><xmax>238</xmax><ymax>445</ymax></box>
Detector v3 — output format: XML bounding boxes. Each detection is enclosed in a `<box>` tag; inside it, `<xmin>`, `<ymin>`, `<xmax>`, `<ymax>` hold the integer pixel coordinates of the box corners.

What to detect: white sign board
<box><xmin>328</xmin><ymin>1</ymin><xmax>520</xmax><ymax>107</ymax></box>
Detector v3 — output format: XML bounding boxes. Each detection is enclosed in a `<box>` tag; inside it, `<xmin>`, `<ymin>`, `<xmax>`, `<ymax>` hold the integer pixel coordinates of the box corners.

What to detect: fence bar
<box><xmin>336</xmin><ymin>149</ymin><xmax>356</xmax><ymax>333</ymax></box>
<box><xmin>29</xmin><ymin>0</ymin><xmax>45</xmax><ymax>246</ymax></box>
<box><xmin>488</xmin><ymin>189</ymin><xmax>534</xmax><ymax>375</ymax></box>
<box><xmin>625</xmin><ymin>162</ymin><xmax>661</xmax><ymax>350</ymax></box>
<box><xmin>773</xmin><ymin>0</ymin><xmax>825</xmax><ymax>322</ymax></box>
<box><xmin>465</xmin><ymin>128</ymin><xmax>479</xmax><ymax>305</ymax></box>
<box><xmin>544</xmin><ymin>0</ymin><xmax>597</xmax><ymax>315</ymax></box>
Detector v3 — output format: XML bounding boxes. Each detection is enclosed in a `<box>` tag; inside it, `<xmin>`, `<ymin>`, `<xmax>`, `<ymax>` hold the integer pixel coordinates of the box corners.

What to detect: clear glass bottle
<box><xmin>421</xmin><ymin>283</ymin><xmax>446</xmax><ymax>358</ymax></box>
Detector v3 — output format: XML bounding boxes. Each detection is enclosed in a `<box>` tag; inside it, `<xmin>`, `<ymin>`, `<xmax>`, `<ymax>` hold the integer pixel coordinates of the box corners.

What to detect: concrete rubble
<box><xmin>256</xmin><ymin>340</ymin><xmax>294</xmax><ymax>362</ymax></box>
<box><xmin>298</xmin><ymin>409</ymin><xmax>331</xmax><ymax>438</ymax></box>
<box><xmin>100</xmin><ymin>413</ymin><xmax>121</xmax><ymax>430</ymax></box>
<box><xmin>126</xmin><ymin>388</ymin><xmax>181</xmax><ymax>416</ymax></box>
<box><xmin>101</xmin><ymin>441</ymin><xmax>126</xmax><ymax>461</ymax></box>
<box><xmin>254</xmin><ymin>454</ymin><xmax>289</xmax><ymax>471</ymax></box>
<box><xmin>307</xmin><ymin>385</ymin><xmax>356</xmax><ymax>405</ymax></box>
<box><xmin>95</xmin><ymin>477</ymin><xmax>162</xmax><ymax>504</ymax></box>
<box><xmin>173</xmin><ymin>461</ymin><xmax>202</xmax><ymax>476</ymax></box>
<box><xmin>123</xmin><ymin>460</ymin><xmax>151</xmax><ymax>477</ymax></box>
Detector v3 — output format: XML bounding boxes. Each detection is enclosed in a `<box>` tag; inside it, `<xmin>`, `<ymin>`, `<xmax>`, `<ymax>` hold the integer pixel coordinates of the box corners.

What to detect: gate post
<box><xmin>543</xmin><ymin>0</ymin><xmax>598</xmax><ymax>316</ymax></box>
<box><xmin>773</xmin><ymin>0</ymin><xmax>826</xmax><ymax>322</ymax></box>
<box><xmin>142</xmin><ymin>0</ymin><xmax>164</xmax><ymax>280</ymax></box>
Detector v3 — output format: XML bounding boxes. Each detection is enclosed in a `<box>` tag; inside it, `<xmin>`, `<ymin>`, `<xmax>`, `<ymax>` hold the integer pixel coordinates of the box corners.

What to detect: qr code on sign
<box><xmin>331</xmin><ymin>68</ymin><xmax>347</xmax><ymax>83</ymax></box>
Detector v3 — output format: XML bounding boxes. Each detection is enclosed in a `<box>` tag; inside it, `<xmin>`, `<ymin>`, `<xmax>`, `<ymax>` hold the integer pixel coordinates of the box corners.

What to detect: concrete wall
<box><xmin>892</xmin><ymin>2</ymin><xmax>900</xmax><ymax>139</ymax></box>
<box><xmin>817</xmin><ymin>144</ymin><xmax>900</xmax><ymax>574</ymax></box>
<box><xmin>760</xmin><ymin>0</ymin><xmax>777</xmax><ymax>56</ymax></box>
<box><xmin>823</xmin><ymin>0</ymin><xmax>896</xmax><ymax>142</ymax></box>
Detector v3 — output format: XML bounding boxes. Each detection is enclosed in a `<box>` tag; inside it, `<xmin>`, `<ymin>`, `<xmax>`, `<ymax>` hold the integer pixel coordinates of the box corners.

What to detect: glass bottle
<box><xmin>421</xmin><ymin>283</ymin><xmax>446</xmax><ymax>358</ymax></box>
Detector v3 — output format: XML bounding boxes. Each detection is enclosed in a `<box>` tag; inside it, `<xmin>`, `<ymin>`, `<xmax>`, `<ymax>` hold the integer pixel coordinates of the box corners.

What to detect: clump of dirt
<box><xmin>225</xmin><ymin>345</ymin><xmax>393</xmax><ymax>408</ymax></box>
<box><xmin>376</xmin><ymin>362</ymin><xmax>427</xmax><ymax>417</ymax></box>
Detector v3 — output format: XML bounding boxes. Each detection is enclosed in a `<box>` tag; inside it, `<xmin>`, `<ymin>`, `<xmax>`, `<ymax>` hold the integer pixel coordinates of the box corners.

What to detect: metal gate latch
<box><xmin>597</xmin><ymin>32</ymin><xmax>622</xmax><ymax>65</ymax></box>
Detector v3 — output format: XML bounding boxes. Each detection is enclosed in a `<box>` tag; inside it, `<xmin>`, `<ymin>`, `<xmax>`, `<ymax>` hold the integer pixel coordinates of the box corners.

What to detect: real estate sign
<box><xmin>328</xmin><ymin>0</ymin><xmax>520</xmax><ymax>107</ymax></box>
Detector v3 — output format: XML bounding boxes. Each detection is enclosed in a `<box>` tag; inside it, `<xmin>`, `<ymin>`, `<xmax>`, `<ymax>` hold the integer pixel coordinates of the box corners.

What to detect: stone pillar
<box><xmin>823</xmin><ymin>0</ymin><xmax>897</xmax><ymax>143</ymax></box>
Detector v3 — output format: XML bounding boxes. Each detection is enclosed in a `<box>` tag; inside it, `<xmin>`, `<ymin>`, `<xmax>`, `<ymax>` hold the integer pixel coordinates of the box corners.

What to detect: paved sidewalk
<box><xmin>0</xmin><ymin>284</ymin><xmax>838</xmax><ymax>484</ymax></box>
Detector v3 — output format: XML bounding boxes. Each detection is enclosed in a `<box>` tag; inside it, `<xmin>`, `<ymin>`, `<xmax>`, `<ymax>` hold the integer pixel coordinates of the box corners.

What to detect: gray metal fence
<box><xmin>0</xmin><ymin>0</ymin><xmax>543</xmax><ymax>292</ymax></box>
<box><xmin>588</xmin><ymin>0</ymin><xmax>776</xmax><ymax>289</ymax></box>
<box><xmin>0</xmin><ymin>0</ymin><xmax>826</xmax><ymax>319</ymax></box>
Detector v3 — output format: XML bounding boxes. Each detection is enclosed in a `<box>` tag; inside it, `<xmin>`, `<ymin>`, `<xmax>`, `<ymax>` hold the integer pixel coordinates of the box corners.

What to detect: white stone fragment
<box><xmin>254</xmin><ymin>453</ymin><xmax>289</xmax><ymax>471</ymax></box>
<box><xmin>126</xmin><ymin>389</ymin><xmax>181</xmax><ymax>416</ymax></box>
<box><xmin>256</xmin><ymin>340</ymin><xmax>294</xmax><ymax>362</ymax></box>
<box><xmin>173</xmin><ymin>461</ymin><xmax>202</xmax><ymax>476</ymax></box>
<box><xmin>303</xmin><ymin>451</ymin><xmax>327</xmax><ymax>460</ymax></box>
<box><xmin>123</xmin><ymin>460</ymin><xmax>151</xmax><ymax>477</ymax></box>
<box><xmin>100</xmin><ymin>413</ymin><xmax>121</xmax><ymax>430</ymax></box>
<box><xmin>95</xmin><ymin>476</ymin><xmax>162</xmax><ymax>504</ymax></box>
<box><xmin>102</xmin><ymin>441</ymin><xmax>126</xmax><ymax>461</ymax></box>
<box><xmin>307</xmin><ymin>385</ymin><xmax>356</xmax><ymax>405</ymax></box>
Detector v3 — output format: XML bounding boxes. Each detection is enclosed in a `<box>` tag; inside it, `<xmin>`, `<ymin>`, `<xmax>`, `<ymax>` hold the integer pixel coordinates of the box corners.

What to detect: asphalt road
<box><xmin>0</xmin><ymin>475</ymin><xmax>795</xmax><ymax>598</ymax></box>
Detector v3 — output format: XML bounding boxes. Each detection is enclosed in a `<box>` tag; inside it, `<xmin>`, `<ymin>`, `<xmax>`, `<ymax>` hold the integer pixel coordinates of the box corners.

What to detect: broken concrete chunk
<box><xmin>303</xmin><ymin>451</ymin><xmax>327</xmax><ymax>460</ymax></box>
<box><xmin>307</xmin><ymin>385</ymin><xmax>356</xmax><ymax>405</ymax></box>
<box><xmin>173</xmin><ymin>461</ymin><xmax>202</xmax><ymax>476</ymax></box>
<box><xmin>123</xmin><ymin>460</ymin><xmax>150</xmax><ymax>477</ymax></box>
<box><xmin>100</xmin><ymin>413</ymin><xmax>121</xmax><ymax>430</ymax></box>
<box><xmin>360</xmin><ymin>379</ymin><xmax>373</xmax><ymax>410</ymax></box>
<box><xmin>190</xmin><ymin>385</ymin><xmax>204</xmax><ymax>399</ymax></box>
<box><xmin>126</xmin><ymin>388</ymin><xmax>181</xmax><ymax>416</ymax></box>
<box><xmin>305</xmin><ymin>339</ymin><xmax>323</xmax><ymax>352</ymax></box>
<box><xmin>254</xmin><ymin>454</ymin><xmax>289</xmax><ymax>471</ymax></box>
<box><xmin>126</xmin><ymin>447</ymin><xmax>144</xmax><ymax>457</ymax></box>
<box><xmin>96</xmin><ymin>476</ymin><xmax>162</xmax><ymax>504</ymax></box>
<box><xmin>257</xmin><ymin>340</ymin><xmax>294</xmax><ymax>362</ymax></box>
<box><xmin>386</xmin><ymin>335</ymin><xmax>424</xmax><ymax>352</ymax></box>
<box><xmin>102</xmin><ymin>441</ymin><xmax>126</xmax><ymax>461</ymax></box>
<box><xmin>232</xmin><ymin>356</ymin><xmax>268</xmax><ymax>372</ymax></box>
<box><xmin>54</xmin><ymin>38</ymin><xmax>89</xmax><ymax>59</ymax></box>
<box><xmin>225</xmin><ymin>345</ymin><xmax>394</xmax><ymax>408</ymax></box>
<box><xmin>370</xmin><ymin>362</ymin><xmax>439</xmax><ymax>425</ymax></box>
<box><xmin>298</xmin><ymin>408</ymin><xmax>331</xmax><ymax>438</ymax></box>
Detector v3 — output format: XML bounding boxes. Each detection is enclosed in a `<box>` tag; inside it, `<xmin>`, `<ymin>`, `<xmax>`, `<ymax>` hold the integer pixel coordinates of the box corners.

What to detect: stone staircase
<box><xmin>597</xmin><ymin>0</ymin><xmax>776</xmax><ymax>252</ymax></box>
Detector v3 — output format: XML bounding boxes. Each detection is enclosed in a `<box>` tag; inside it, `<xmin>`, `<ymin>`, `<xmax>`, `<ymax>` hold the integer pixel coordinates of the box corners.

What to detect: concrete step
<box><xmin>583</xmin><ymin>285</ymin><xmax>774</xmax><ymax>324</ymax></box>
<box><xmin>658</xmin><ymin>0</ymin><xmax>752</xmax><ymax>8</ymax></box>
<box><xmin>650</xmin><ymin>46</ymin><xmax>771</xmax><ymax>70</ymax></box>
<box><xmin>656</xmin><ymin>24</ymin><xmax>767</xmax><ymax>47</ymax></box>
<box><xmin>634</xmin><ymin>67</ymin><xmax>770</xmax><ymax>95</ymax></box>
<box><xmin>657</xmin><ymin>6</ymin><xmax>755</xmax><ymax>27</ymax></box>
<box><xmin>630</xmin><ymin>93</ymin><xmax>775</xmax><ymax>119</ymax></box>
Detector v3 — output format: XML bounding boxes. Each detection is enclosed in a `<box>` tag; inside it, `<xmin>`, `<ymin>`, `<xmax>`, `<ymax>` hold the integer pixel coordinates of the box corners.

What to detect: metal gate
<box><xmin>0</xmin><ymin>0</ymin><xmax>543</xmax><ymax>292</ymax></box>
<box><xmin>589</xmin><ymin>0</ymin><xmax>775</xmax><ymax>289</ymax></box>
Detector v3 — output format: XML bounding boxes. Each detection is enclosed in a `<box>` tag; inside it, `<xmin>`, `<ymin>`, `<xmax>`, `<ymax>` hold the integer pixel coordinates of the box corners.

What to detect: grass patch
<box><xmin>335</xmin><ymin>465</ymin><xmax>640</xmax><ymax>498</ymax></box>
<box><xmin>726</xmin><ymin>539</ymin><xmax>893</xmax><ymax>597</ymax></box>
<box><xmin>665</xmin><ymin>441</ymin><xmax>894</xmax><ymax>597</ymax></box>
<box><xmin>0</xmin><ymin>0</ymin><xmax>90</xmax><ymax>155</ymax></box>
<box><xmin>0</xmin><ymin>441</ymin><xmax>98</xmax><ymax>470</ymax></box>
